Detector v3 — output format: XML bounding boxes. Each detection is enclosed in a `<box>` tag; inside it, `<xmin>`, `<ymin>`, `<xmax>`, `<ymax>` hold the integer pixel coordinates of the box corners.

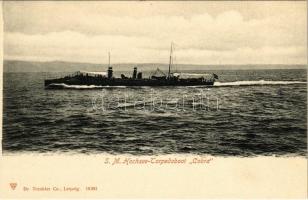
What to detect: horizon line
<box><xmin>4</xmin><ymin>59</ymin><xmax>308</xmax><ymax>66</ymax></box>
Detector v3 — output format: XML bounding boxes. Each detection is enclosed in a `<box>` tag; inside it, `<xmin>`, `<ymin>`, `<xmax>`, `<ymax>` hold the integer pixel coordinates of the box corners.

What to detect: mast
<box><xmin>108</xmin><ymin>51</ymin><xmax>111</xmax><ymax>68</ymax></box>
<box><xmin>107</xmin><ymin>51</ymin><xmax>113</xmax><ymax>79</ymax></box>
<box><xmin>168</xmin><ymin>42</ymin><xmax>173</xmax><ymax>79</ymax></box>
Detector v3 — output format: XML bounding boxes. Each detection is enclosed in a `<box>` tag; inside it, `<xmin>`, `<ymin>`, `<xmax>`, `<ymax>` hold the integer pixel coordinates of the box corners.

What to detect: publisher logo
<box><xmin>10</xmin><ymin>183</ymin><xmax>17</xmax><ymax>190</ymax></box>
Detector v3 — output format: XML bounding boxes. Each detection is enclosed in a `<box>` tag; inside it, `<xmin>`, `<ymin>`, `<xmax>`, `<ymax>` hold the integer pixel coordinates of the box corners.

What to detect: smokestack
<box><xmin>137</xmin><ymin>72</ymin><xmax>142</xmax><ymax>79</ymax></box>
<box><xmin>108</xmin><ymin>67</ymin><xmax>113</xmax><ymax>79</ymax></box>
<box><xmin>133</xmin><ymin>67</ymin><xmax>137</xmax><ymax>79</ymax></box>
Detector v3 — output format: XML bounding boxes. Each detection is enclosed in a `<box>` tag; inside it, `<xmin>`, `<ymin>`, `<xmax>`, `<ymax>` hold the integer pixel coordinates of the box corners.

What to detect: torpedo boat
<box><xmin>44</xmin><ymin>43</ymin><xmax>218</xmax><ymax>89</ymax></box>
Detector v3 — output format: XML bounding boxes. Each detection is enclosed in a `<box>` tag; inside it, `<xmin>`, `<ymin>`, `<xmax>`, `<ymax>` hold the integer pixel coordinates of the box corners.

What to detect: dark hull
<box><xmin>45</xmin><ymin>76</ymin><xmax>215</xmax><ymax>89</ymax></box>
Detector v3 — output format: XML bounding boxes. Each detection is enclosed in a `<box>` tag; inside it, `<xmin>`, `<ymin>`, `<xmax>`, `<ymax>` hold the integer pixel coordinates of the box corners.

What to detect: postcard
<box><xmin>0</xmin><ymin>1</ymin><xmax>307</xmax><ymax>199</ymax></box>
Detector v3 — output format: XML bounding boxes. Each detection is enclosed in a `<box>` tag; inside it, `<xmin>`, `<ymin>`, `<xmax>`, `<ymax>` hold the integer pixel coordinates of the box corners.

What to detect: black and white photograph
<box><xmin>2</xmin><ymin>1</ymin><xmax>306</xmax><ymax>157</ymax></box>
<box><xmin>0</xmin><ymin>1</ymin><xmax>307</xmax><ymax>198</ymax></box>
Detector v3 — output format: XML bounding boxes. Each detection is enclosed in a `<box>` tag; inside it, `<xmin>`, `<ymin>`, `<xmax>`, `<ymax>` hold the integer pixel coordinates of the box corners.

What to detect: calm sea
<box><xmin>2</xmin><ymin>68</ymin><xmax>307</xmax><ymax>156</ymax></box>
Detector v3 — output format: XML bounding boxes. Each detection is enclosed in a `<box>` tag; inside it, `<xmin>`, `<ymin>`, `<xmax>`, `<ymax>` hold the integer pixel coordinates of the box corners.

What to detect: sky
<box><xmin>3</xmin><ymin>1</ymin><xmax>307</xmax><ymax>65</ymax></box>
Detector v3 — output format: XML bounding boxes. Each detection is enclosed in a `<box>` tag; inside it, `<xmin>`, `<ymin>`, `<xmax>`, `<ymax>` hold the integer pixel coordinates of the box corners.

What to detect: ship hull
<box><xmin>45</xmin><ymin>76</ymin><xmax>215</xmax><ymax>89</ymax></box>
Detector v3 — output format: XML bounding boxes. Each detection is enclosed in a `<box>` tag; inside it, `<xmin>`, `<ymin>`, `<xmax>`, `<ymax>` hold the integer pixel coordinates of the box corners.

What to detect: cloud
<box><xmin>3</xmin><ymin>2</ymin><xmax>307</xmax><ymax>64</ymax></box>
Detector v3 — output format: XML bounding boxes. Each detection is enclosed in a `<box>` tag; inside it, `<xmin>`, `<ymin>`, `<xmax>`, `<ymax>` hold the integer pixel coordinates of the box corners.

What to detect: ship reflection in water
<box><xmin>45</xmin><ymin>43</ymin><xmax>219</xmax><ymax>89</ymax></box>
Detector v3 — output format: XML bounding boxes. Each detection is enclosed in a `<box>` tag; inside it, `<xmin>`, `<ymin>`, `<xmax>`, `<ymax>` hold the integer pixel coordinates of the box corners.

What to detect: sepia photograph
<box><xmin>2</xmin><ymin>1</ymin><xmax>306</xmax><ymax>156</ymax></box>
<box><xmin>0</xmin><ymin>0</ymin><xmax>307</xmax><ymax>198</ymax></box>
